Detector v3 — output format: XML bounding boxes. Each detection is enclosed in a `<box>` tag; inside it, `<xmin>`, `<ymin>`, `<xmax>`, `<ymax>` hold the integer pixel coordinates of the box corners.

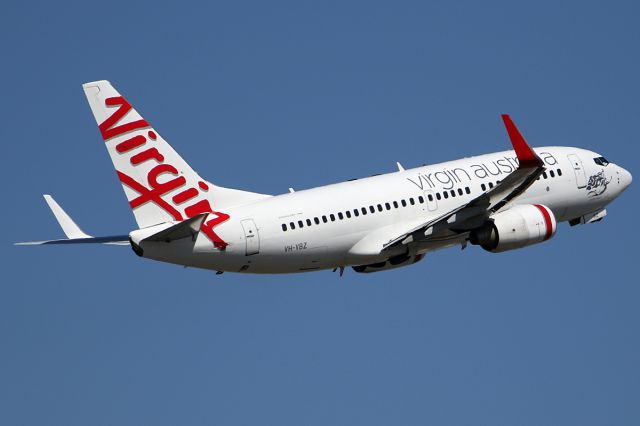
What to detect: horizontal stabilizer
<box><xmin>141</xmin><ymin>214</ymin><xmax>208</xmax><ymax>243</ymax></box>
<box><xmin>15</xmin><ymin>236</ymin><xmax>129</xmax><ymax>246</ymax></box>
<box><xmin>43</xmin><ymin>194</ymin><xmax>91</xmax><ymax>239</ymax></box>
<box><xmin>15</xmin><ymin>195</ymin><xmax>129</xmax><ymax>246</ymax></box>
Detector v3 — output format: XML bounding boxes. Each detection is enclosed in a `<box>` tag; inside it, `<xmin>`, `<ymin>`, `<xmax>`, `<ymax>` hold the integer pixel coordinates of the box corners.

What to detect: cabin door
<box><xmin>241</xmin><ymin>219</ymin><xmax>260</xmax><ymax>255</ymax></box>
<box><xmin>567</xmin><ymin>154</ymin><xmax>587</xmax><ymax>188</ymax></box>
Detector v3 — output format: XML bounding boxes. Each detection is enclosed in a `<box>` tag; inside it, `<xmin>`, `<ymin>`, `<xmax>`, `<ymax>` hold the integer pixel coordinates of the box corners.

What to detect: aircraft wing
<box><xmin>382</xmin><ymin>115</ymin><xmax>545</xmax><ymax>250</ymax></box>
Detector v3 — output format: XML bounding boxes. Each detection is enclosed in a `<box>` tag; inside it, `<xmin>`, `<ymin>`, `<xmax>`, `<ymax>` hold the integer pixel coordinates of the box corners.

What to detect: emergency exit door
<box><xmin>424</xmin><ymin>190</ymin><xmax>438</xmax><ymax>211</ymax></box>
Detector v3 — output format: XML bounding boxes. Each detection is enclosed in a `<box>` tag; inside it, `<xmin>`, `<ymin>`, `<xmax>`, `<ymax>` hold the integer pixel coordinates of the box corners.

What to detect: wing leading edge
<box><xmin>382</xmin><ymin>115</ymin><xmax>545</xmax><ymax>251</ymax></box>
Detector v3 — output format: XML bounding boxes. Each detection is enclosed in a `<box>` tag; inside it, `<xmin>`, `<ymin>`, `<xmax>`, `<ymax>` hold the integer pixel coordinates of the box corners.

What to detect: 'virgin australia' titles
<box><xmin>407</xmin><ymin>152</ymin><xmax>558</xmax><ymax>191</ymax></box>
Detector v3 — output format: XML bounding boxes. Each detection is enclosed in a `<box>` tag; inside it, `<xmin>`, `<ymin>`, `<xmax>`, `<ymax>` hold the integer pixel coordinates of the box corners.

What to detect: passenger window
<box><xmin>409</xmin><ymin>198</ymin><xmax>415</xmax><ymax>205</ymax></box>
<box><xmin>330</xmin><ymin>214</ymin><xmax>335</xmax><ymax>221</ymax></box>
<box><xmin>314</xmin><ymin>217</ymin><xmax>320</xmax><ymax>225</ymax></box>
<box><xmin>428</xmin><ymin>194</ymin><xmax>434</xmax><ymax>202</ymax></box>
<box><xmin>557</xmin><ymin>168</ymin><xmax>562</xmax><ymax>176</ymax></box>
<box><xmin>354</xmin><ymin>209</ymin><xmax>360</xmax><ymax>217</ymax></box>
<box><xmin>338</xmin><ymin>212</ymin><xmax>344</xmax><ymax>220</ymax></box>
<box><xmin>346</xmin><ymin>211</ymin><xmax>352</xmax><ymax>218</ymax></box>
<box><xmin>393</xmin><ymin>201</ymin><xmax>399</xmax><ymax>208</ymax></box>
<box><xmin>549</xmin><ymin>170</ymin><xmax>555</xmax><ymax>178</ymax></box>
<box><xmin>481</xmin><ymin>183</ymin><xmax>486</xmax><ymax>191</ymax></box>
<box><xmin>369</xmin><ymin>206</ymin><xmax>375</xmax><ymax>213</ymax></box>
<box><xmin>282</xmin><ymin>224</ymin><xmax>287</xmax><ymax>231</ymax></box>
<box><xmin>457</xmin><ymin>188</ymin><xmax>463</xmax><ymax>196</ymax></box>
<box><xmin>418</xmin><ymin>196</ymin><xmax>424</xmax><ymax>204</ymax></box>
<box><xmin>322</xmin><ymin>215</ymin><xmax>328</xmax><ymax>223</ymax></box>
<box><xmin>377</xmin><ymin>204</ymin><xmax>383</xmax><ymax>212</ymax></box>
<box><xmin>401</xmin><ymin>200</ymin><xmax>407</xmax><ymax>207</ymax></box>
<box><xmin>450</xmin><ymin>190</ymin><xmax>455</xmax><ymax>197</ymax></box>
<box><xmin>290</xmin><ymin>222</ymin><xmax>295</xmax><ymax>230</ymax></box>
<box><xmin>465</xmin><ymin>187</ymin><xmax>470</xmax><ymax>194</ymax></box>
<box><xmin>488</xmin><ymin>182</ymin><xmax>494</xmax><ymax>189</ymax></box>
<box><xmin>306</xmin><ymin>219</ymin><xmax>312</xmax><ymax>226</ymax></box>
<box><xmin>542</xmin><ymin>171</ymin><xmax>548</xmax><ymax>179</ymax></box>
<box><xmin>443</xmin><ymin>191</ymin><xmax>449</xmax><ymax>199</ymax></box>
<box><xmin>298</xmin><ymin>220</ymin><xmax>304</xmax><ymax>228</ymax></box>
<box><xmin>385</xmin><ymin>202</ymin><xmax>391</xmax><ymax>210</ymax></box>
<box><xmin>361</xmin><ymin>207</ymin><xmax>367</xmax><ymax>215</ymax></box>
<box><xmin>436</xmin><ymin>193</ymin><xmax>441</xmax><ymax>200</ymax></box>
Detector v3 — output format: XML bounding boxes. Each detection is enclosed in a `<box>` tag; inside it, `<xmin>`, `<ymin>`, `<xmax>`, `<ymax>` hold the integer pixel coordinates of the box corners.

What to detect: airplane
<box><xmin>16</xmin><ymin>80</ymin><xmax>632</xmax><ymax>275</ymax></box>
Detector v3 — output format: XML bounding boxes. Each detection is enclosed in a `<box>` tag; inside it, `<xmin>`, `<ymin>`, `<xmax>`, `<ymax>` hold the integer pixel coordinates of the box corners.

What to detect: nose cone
<box><xmin>618</xmin><ymin>166</ymin><xmax>632</xmax><ymax>191</ymax></box>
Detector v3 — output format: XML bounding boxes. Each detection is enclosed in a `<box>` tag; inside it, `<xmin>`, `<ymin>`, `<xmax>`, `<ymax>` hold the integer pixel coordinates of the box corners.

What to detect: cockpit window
<box><xmin>593</xmin><ymin>156</ymin><xmax>609</xmax><ymax>166</ymax></box>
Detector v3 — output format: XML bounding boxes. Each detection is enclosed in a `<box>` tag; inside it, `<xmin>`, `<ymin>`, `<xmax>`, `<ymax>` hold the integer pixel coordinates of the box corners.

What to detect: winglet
<box><xmin>501</xmin><ymin>114</ymin><xmax>543</xmax><ymax>168</ymax></box>
<box><xmin>43</xmin><ymin>195</ymin><xmax>92</xmax><ymax>239</ymax></box>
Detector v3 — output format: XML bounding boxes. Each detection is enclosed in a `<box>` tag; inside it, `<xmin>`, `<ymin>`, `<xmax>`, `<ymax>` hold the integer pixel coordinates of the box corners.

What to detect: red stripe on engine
<box><xmin>534</xmin><ymin>204</ymin><xmax>553</xmax><ymax>240</ymax></box>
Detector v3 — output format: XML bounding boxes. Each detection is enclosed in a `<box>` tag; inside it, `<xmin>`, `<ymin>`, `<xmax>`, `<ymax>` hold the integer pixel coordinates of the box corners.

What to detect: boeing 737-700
<box><xmin>17</xmin><ymin>81</ymin><xmax>632</xmax><ymax>275</ymax></box>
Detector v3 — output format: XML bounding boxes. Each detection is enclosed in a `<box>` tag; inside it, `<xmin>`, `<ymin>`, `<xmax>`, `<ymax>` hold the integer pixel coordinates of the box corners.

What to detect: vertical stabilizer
<box><xmin>83</xmin><ymin>80</ymin><xmax>221</xmax><ymax>229</ymax></box>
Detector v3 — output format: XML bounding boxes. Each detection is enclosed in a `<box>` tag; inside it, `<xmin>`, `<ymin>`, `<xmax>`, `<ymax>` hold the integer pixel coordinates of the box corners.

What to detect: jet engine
<box><xmin>352</xmin><ymin>253</ymin><xmax>425</xmax><ymax>273</ymax></box>
<box><xmin>469</xmin><ymin>204</ymin><xmax>556</xmax><ymax>253</ymax></box>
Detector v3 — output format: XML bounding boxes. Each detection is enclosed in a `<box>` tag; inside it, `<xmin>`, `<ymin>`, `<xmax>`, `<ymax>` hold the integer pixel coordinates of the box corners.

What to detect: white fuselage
<box><xmin>133</xmin><ymin>146</ymin><xmax>631</xmax><ymax>274</ymax></box>
<box><xmin>21</xmin><ymin>83</ymin><xmax>632</xmax><ymax>276</ymax></box>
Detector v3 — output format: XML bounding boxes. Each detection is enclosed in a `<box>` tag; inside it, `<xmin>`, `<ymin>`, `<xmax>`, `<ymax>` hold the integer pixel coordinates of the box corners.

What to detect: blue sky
<box><xmin>2</xmin><ymin>1</ymin><xmax>638</xmax><ymax>424</ymax></box>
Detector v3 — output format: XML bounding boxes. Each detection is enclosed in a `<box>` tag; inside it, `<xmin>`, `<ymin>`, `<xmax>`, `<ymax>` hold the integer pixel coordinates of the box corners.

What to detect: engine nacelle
<box><xmin>469</xmin><ymin>204</ymin><xmax>557</xmax><ymax>253</ymax></box>
<box><xmin>352</xmin><ymin>253</ymin><xmax>425</xmax><ymax>273</ymax></box>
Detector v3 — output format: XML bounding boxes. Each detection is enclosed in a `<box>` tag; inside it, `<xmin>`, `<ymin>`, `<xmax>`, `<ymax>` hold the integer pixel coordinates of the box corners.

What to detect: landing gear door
<box><xmin>241</xmin><ymin>219</ymin><xmax>260</xmax><ymax>256</ymax></box>
<box><xmin>568</xmin><ymin>154</ymin><xmax>587</xmax><ymax>188</ymax></box>
<box><xmin>424</xmin><ymin>190</ymin><xmax>438</xmax><ymax>212</ymax></box>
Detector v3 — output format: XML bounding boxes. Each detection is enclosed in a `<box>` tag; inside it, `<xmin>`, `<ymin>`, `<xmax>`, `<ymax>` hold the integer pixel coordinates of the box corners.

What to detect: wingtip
<box><xmin>501</xmin><ymin>114</ymin><xmax>542</xmax><ymax>168</ymax></box>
